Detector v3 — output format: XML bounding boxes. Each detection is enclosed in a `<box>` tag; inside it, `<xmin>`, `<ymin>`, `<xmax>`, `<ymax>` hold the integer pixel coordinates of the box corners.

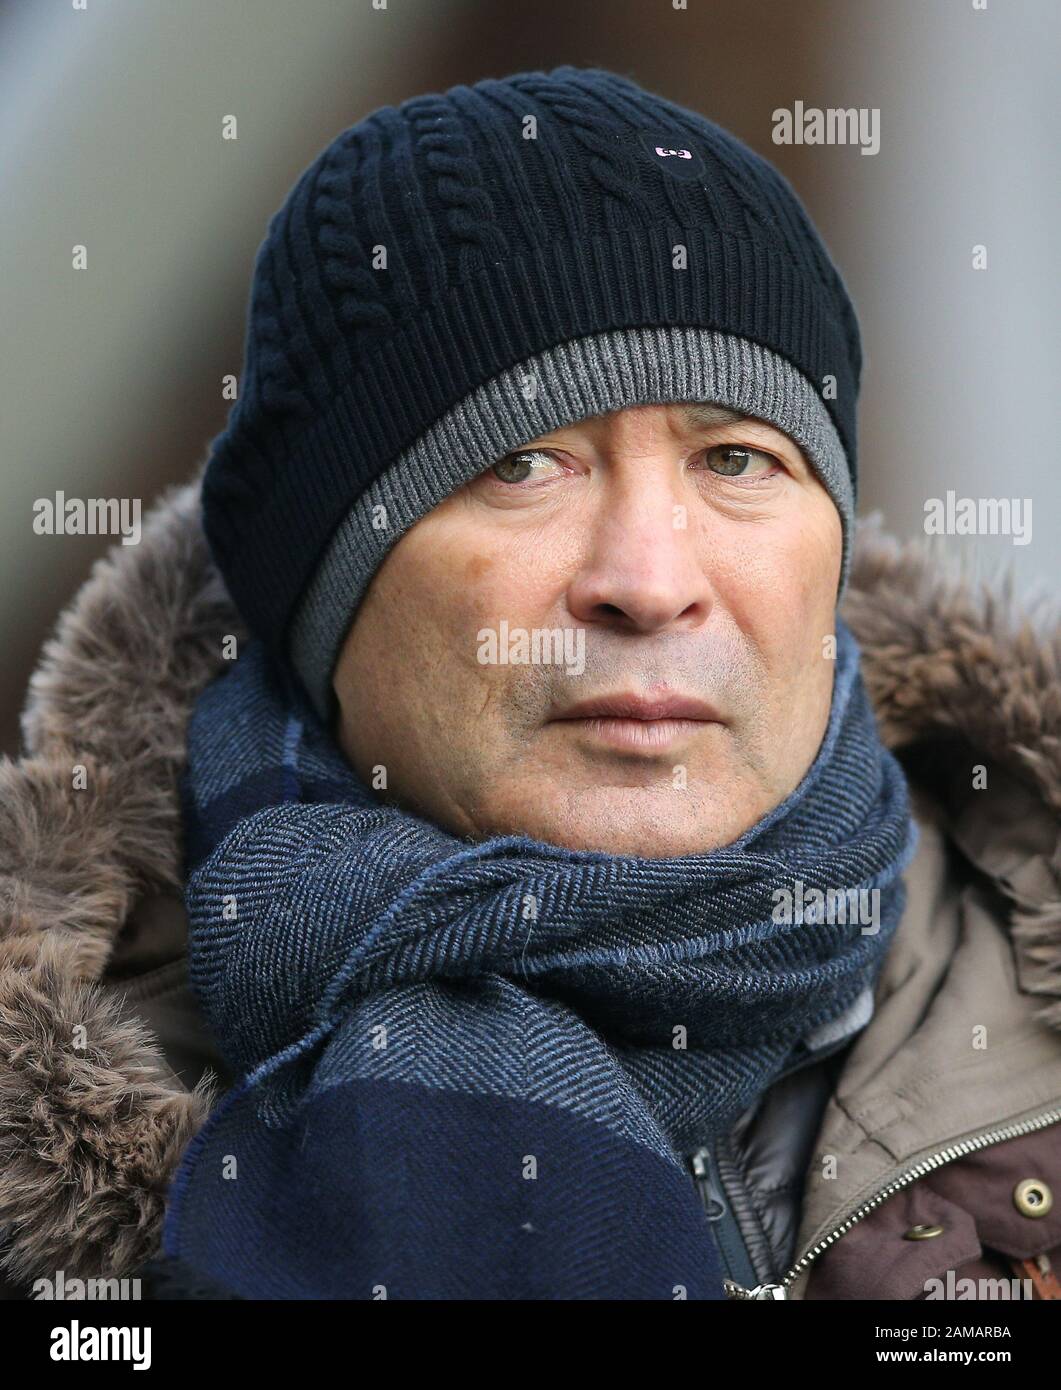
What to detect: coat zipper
<box><xmin>686</xmin><ymin>1029</ymin><xmax>869</xmax><ymax>1291</ymax></box>
<box><xmin>690</xmin><ymin>1142</ymin><xmax>761</xmax><ymax>1289</ymax></box>
<box><xmin>722</xmin><ymin>1104</ymin><xmax>1061</xmax><ymax>1300</ymax></box>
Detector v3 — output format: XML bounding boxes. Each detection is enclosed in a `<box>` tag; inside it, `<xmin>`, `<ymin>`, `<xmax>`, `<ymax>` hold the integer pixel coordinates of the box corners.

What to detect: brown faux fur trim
<box><xmin>0</xmin><ymin>477</ymin><xmax>1057</xmax><ymax>1285</ymax></box>
<box><xmin>842</xmin><ymin>516</ymin><xmax>1061</xmax><ymax>816</ymax></box>
<box><xmin>1</xmin><ymin>469</ymin><xmax>243</xmax><ymax>1283</ymax></box>
<box><xmin>845</xmin><ymin>519</ymin><xmax>1061</xmax><ymax>1034</ymax></box>
<box><xmin>0</xmin><ymin>933</ymin><xmax>216</xmax><ymax>1286</ymax></box>
<box><xmin>842</xmin><ymin>517</ymin><xmax>1061</xmax><ymax>1032</ymax></box>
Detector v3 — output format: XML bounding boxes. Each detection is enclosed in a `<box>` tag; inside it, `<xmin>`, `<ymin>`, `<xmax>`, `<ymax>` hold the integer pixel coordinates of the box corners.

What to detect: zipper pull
<box><xmin>723</xmin><ymin>1278</ymin><xmax>789</xmax><ymax>1300</ymax></box>
<box><xmin>689</xmin><ymin>1147</ymin><xmax>726</xmax><ymax>1220</ymax></box>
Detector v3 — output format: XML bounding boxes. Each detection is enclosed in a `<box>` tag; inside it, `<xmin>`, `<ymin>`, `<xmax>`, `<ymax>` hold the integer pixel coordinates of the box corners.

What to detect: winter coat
<box><xmin>1</xmin><ymin>475</ymin><xmax>1059</xmax><ymax>1300</ymax></box>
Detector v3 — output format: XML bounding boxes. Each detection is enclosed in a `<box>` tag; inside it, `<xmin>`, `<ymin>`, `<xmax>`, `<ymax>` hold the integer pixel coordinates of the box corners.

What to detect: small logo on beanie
<box><xmin>636</xmin><ymin>130</ymin><xmax>706</xmax><ymax>181</ymax></box>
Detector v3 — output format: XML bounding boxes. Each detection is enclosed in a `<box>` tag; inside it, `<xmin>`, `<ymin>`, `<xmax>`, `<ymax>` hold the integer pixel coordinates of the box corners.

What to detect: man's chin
<box><xmin>486</xmin><ymin>791</ymin><xmax>759</xmax><ymax>858</ymax></box>
<box><xmin>535</xmin><ymin>824</ymin><xmax>744</xmax><ymax>858</ymax></box>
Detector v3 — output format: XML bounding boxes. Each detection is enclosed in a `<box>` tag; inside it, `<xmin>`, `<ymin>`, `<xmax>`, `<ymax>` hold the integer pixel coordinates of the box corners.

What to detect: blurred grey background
<box><xmin>2</xmin><ymin>0</ymin><xmax>1058</xmax><ymax>753</ymax></box>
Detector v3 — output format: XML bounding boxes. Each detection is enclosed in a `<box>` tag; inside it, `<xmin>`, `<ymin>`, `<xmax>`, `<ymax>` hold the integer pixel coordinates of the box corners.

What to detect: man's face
<box><xmin>332</xmin><ymin>402</ymin><xmax>841</xmax><ymax>856</ymax></box>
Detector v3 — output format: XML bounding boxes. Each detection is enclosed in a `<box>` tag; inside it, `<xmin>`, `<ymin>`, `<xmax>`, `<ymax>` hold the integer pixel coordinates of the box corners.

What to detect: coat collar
<box><xmin>1</xmin><ymin>472</ymin><xmax>1059</xmax><ymax>1283</ymax></box>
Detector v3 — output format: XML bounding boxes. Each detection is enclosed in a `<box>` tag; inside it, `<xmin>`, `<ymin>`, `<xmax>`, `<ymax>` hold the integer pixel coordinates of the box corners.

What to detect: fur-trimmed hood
<box><xmin>1</xmin><ymin>472</ymin><xmax>1059</xmax><ymax>1287</ymax></box>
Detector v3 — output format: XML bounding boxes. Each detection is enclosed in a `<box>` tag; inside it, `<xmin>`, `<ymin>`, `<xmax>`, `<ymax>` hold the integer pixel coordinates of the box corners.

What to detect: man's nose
<box><xmin>564</xmin><ymin>470</ymin><xmax>713</xmax><ymax>633</ymax></box>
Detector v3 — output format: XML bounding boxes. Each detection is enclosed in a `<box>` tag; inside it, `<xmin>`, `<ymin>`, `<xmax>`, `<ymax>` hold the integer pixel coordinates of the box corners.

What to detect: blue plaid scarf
<box><xmin>163</xmin><ymin>619</ymin><xmax>916</xmax><ymax>1299</ymax></box>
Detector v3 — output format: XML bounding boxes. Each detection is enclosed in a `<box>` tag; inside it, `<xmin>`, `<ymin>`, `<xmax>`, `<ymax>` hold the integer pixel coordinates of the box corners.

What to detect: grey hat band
<box><xmin>289</xmin><ymin>326</ymin><xmax>853</xmax><ymax>722</ymax></box>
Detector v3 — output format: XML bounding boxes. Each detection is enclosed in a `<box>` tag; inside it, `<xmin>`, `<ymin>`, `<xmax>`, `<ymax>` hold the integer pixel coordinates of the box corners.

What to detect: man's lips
<box><xmin>554</xmin><ymin>692</ymin><xmax>720</xmax><ymax>721</ymax></box>
<box><xmin>547</xmin><ymin>692</ymin><xmax>722</xmax><ymax>753</ymax></box>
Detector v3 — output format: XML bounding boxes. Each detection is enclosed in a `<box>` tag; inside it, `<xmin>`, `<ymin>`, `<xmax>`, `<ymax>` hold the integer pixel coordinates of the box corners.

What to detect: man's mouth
<box><xmin>547</xmin><ymin>691</ymin><xmax>723</xmax><ymax>754</ymax></box>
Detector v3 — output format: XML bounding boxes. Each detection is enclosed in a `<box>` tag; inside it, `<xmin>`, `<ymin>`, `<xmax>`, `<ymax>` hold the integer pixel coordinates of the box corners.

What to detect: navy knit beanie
<box><xmin>201</xmin><ymin>64</ymin><xmax>862</xmax><ymax>721</ymax></box>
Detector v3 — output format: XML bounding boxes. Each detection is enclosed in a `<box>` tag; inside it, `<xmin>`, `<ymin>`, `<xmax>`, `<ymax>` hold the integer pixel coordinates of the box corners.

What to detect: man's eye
<box><xmin>490</xmin><ymin>450</ymin><xmax>560</xmax><ymax>484</ymax></box>
<box><xmin>701</xmin><ymin>445</ymin><xmax>778</xmax><ymax>477</ymax></box>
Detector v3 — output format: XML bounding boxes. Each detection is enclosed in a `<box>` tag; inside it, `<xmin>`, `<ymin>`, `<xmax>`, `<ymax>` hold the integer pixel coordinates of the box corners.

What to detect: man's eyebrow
<box><xmin>677</xmin><ymin>402</ymin><xmax>806</xmax><ymax>468</ymax></box>
<box><xmin>677</xmin><ymin>402</ymin><xmax>753</xmax><ymax>431</ymax></box>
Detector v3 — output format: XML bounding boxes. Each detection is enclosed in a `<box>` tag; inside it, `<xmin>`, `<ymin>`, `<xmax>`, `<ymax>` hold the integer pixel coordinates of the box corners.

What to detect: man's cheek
<box><xmin>771</xmin><ymin>531</ymin><xmax>839</xmax><ymax>648</ymax></box>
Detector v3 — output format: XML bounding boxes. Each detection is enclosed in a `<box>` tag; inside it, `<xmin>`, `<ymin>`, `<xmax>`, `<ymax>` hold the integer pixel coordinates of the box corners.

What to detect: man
<box><xmin>1</xmin><ymin>66</ymin><xmax>1059</xmax><ymax>1301</ymax></box>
